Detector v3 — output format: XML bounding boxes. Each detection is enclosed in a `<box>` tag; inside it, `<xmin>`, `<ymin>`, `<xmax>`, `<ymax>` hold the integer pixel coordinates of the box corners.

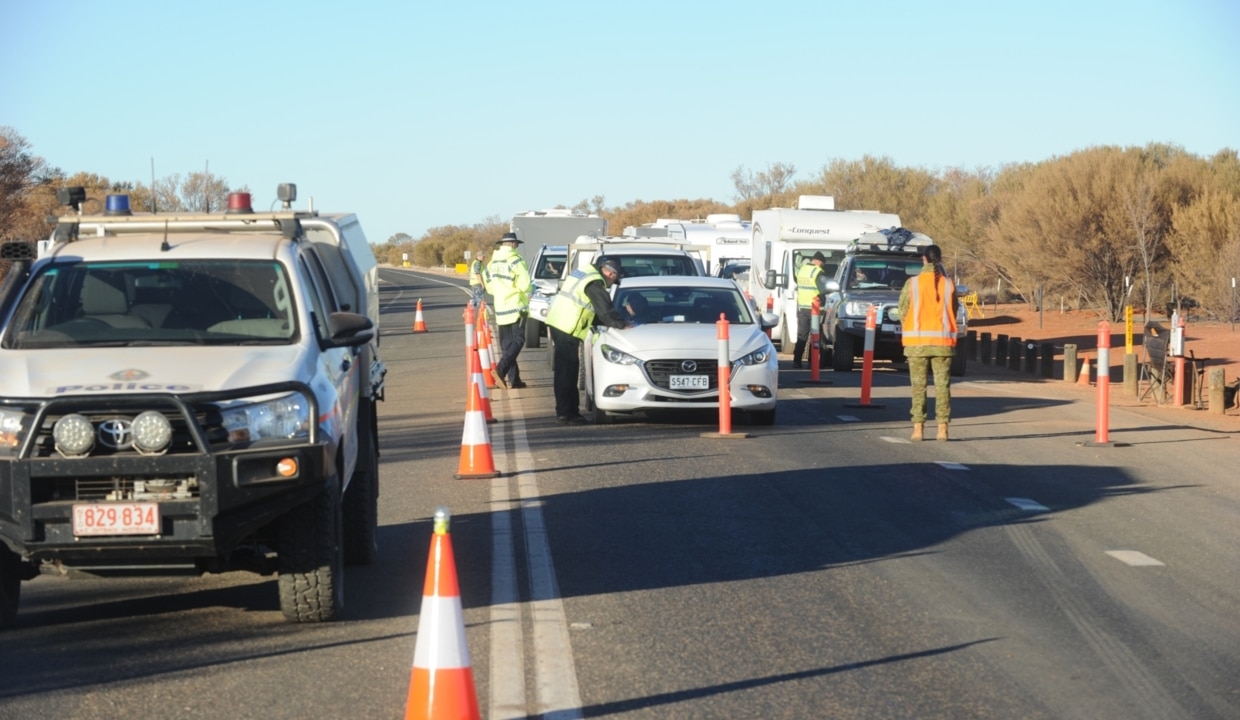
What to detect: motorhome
<box><xmin>665</xmin><ymin>214</ymin><xmax>753</xmax><ymax>280</ymax></box>
<box><xmin>749</xmin><ymin>196</ymin><xmax>900</xmax><ymax>349</ymax></box>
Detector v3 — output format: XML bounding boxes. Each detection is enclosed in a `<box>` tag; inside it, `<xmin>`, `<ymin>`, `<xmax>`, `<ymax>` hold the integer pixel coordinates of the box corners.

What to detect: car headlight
<box><xmin>841</xmin><ymin>301</ymin><xmax>872</xmax><ymax>318</ymax></box>
<box><xmin>0</xmin><ymin>407</ymin><xmax>30</xmax><ymax>456</ymax></box>
<box><xmin>220</xmin><ymin>393</ymin><xmax>310</xmax><ymax>443</ymax></box>
<box><xmin>736</xmin><ymin>347</ymin><xmax>773</xmax><ymax>366</ymax></box>
<box><xmin>599</xmin><ymin>344</ymin><xmax>641</xmax><ymax>366</ymax></box>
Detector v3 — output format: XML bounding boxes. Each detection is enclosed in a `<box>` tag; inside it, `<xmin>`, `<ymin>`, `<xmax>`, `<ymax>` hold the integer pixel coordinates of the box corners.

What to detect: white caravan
<box><xmin>749</xmin><ymin>196</ymin><xmax>900</xmax><ymax>349</ymax></box>
<box><xmin>665</xmin><ymin>214</ymin><xmax>753</xmax><ymax>279</ymax></box>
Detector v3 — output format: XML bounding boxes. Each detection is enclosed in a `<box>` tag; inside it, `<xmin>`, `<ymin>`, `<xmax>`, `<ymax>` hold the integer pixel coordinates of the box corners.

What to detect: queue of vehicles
<box><xmin>507</xmin><ymin>194</ymin><xmax>966</xmax><ymax>424</ymax></box>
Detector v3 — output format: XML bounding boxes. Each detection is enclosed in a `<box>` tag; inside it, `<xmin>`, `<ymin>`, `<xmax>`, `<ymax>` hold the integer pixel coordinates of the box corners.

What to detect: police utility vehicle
<box><xmin>0</xmin><ymin>184</ymin><xmax>385</xmax><ymax>627</ymax></box>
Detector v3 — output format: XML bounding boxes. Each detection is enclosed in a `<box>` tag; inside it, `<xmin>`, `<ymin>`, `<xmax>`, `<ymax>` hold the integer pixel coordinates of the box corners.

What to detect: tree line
<box><xmin>3</xmin><ymin>126</ymin><xmax>1237</xmax><ymax>321</ymax></box>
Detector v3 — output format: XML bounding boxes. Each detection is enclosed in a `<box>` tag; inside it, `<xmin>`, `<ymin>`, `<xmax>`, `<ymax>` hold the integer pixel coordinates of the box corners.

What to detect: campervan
<box><xmin>749</xmin><ymin>196</ymin><xmax>900</xmax><ymax>349</ymax></box>
<box><xmin>665</xmin><ymin>214</ymin><xmax>753</xmax><ymax>280</ymax></box>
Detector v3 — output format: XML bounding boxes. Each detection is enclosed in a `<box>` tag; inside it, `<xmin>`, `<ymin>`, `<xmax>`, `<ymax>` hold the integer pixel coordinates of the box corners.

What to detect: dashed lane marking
<box><xmin>1005</xmin><ymin>497</ymin><xmax>1050</xmax><ymax>512</ymax></box>
<box><xmin>1106</xmin><ymin>550</ymin><xmax>1165</xmax><ymax>567</ymax></box>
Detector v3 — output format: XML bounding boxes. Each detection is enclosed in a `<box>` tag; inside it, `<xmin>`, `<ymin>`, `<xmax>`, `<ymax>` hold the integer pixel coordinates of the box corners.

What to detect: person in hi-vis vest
<box><xmin>544</xmin><ymin>256</ymin><xmax>629</xmax><ymax>424</ymax></box>
<box><xmin>898</xmin><ymin>244</ymin><xmax>958</xmax><ymax>442</ymax></box>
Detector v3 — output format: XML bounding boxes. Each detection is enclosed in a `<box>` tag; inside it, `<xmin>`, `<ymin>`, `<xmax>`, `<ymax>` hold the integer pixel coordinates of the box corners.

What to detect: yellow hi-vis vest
<box><xmin>795</xmin><ymin>262</ymin><xmax>823</xmax><ymax>309</ymax></box>
<box><xmin>485</xmin><ymin>246</ymin><xmax>530</xmax><ymax>326</ymax></box>
<box><xmin>901</xmin><ymin>268</ymin><xmax>957</xmax><ymax>347</ymax></box>
<box><xmin>546</xmin><ymin>266</ymin><xmax>603</xmax><ymax>340</ymax></box>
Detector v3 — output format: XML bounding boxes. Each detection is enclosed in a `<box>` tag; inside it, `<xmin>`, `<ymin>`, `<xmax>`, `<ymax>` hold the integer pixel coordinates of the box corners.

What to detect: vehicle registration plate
<box><xmin>670</xmin><ymin>375</ymin><xmax>709</xmax><ymax>390</ymax></box>
<box><xmin>881</xmin><ymin>323</ymin><xmax>900</xmax><ymax>333</ymax></box>
<box><xmin>72</xmin><ymin>503</ymin><xmax>161</xmax><ymax>537</ymax></box>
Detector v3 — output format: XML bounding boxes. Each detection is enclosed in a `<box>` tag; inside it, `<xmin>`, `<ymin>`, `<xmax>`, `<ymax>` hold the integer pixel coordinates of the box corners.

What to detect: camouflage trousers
<box><xmin>908</xmin><ymin>355</ymin><xmax>952</xmax><ymax>424</ymax></box>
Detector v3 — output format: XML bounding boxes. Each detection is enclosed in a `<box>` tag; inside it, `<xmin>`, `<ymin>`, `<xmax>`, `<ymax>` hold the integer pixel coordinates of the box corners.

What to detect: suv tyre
<box><xmin>278</xmin><ymin>479</ymin><xmax>345</xmax><ymax>623</ymax></box>
<box><xmin>343</xmin><ymin>400</ymin><xmax>379</xmax><ymax>566</ymax></box>
<box><xmin>831</xmin><ymin>331</ymin><xmax>855</xmax><ymax>372</ymax></box>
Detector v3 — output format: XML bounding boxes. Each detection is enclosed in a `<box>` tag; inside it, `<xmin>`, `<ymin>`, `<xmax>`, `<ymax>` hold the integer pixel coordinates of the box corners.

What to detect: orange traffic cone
<box><xmin>467</xmin><ymin>347</ymin><xmax>496</xmax><ymax>424</ymax></box>
<box><xmin>405</xmin><ymin>508</ymin><xmax>481</xmax><ymax>720</ymax></box>
<box><xmin>476</xmin><ymin>317</ymin><xmax>496</xmax><ymax>390</ymax></box>
<box><xmin>1077</xmin><ymin>355</ymin><xmax>1092</xmax><ymax>386</ymax></box>
<box><xmin>454</xmin><ymin>380</ymin><xmax>499</xmax><ymax>479</ymax></box>
<box><xmin>413</xmin><ymin>299</ymin><xmax>428</xmax><ymax>333</ymax></box>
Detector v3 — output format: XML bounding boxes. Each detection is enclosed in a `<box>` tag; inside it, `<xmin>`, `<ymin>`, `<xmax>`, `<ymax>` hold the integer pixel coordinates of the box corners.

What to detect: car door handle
<box><xmin>341</xmin><ymin>357</ymin><xmax>352</xmax><ymax>372</ymax></box>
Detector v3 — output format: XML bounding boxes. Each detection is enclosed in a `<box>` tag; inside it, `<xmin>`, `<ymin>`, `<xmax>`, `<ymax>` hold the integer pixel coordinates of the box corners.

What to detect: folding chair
<box><xmin>1138</xmin><ymin>323</ymin><xmax>1171</xmax><ymax>404</ymax></box>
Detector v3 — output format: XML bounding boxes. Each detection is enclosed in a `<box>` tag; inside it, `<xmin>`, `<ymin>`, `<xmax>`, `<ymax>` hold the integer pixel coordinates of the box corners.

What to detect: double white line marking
<box><xmin>488</xmin><ymin>397</ymin><xmax>583</xmax><ymax>720</ymax></box>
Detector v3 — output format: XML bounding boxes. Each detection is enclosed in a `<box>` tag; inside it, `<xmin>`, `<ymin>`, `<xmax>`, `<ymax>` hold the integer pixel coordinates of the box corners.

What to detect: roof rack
<box><xmin>845</xmin><ymin>227</ymin><xmax>933</xmax><ymax>255</ymax></box>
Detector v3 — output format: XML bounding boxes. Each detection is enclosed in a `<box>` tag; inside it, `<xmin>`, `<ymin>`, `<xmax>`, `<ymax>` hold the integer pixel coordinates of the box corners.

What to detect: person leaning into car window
<box><xmin>545</xmin><ymin>256</ymin><xmax>631</xmax><ymax>425</ymax></box>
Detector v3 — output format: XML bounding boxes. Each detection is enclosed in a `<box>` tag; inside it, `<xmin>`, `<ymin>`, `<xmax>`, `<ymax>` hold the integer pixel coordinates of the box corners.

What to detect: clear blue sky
<box><xmin>3</xmin><ymin>1</ymin><xmax>1237</xmax><ymax>244</ymax></box>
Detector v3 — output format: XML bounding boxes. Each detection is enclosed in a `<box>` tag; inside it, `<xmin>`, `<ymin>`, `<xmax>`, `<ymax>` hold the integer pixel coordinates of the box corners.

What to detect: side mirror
<box><xmin>764</xmin><ymin>269</ymin><xmax>779</xmax><ymax>290</ymax></box>
<box><xmin>823</xmin><ymin>278</ymin><xmax>841</xmax><ymax>293</ymax></box>
<box><xmin>759</xmin><ymin>312</ymin><xmax>780</xmax><ymax>329</ymax></box>
<box><xmin>327</xmin><ymin>311</ymin><xmax>375</xmax><ymax>347</ymax></box>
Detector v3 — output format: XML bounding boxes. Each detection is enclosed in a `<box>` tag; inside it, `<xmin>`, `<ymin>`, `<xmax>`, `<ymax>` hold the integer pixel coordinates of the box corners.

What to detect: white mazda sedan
<box><xmin>583</xmin><ymin>276</ymin><xmax>779</xmax><ymax>425</ymax></box>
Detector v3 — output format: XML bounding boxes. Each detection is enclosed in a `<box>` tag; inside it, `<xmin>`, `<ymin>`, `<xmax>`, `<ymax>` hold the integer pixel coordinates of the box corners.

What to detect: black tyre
<box><xmin>278</xmin><ymin>479</ymin><xmax>345</xmax><ymax>623</ymax></box>
<box><xmin>0</xmin><ymin>547</ymin><xmax>22</xmax><ymax>630</ymax></box>
<box><xmin>950</xmin><ymin>350</ymin><xmax>967</xmax><ymax>378</ymax></box>
<box><xmin>525</xmin><ymin>319</ymin><xmax>542</xmax><ymax>349</ymax></box>
<box><xmin>831</xmin><ymin>331</ymin><xmax>855</xmax><ymax>372</ymax></box>
<box><xmin>343</xmin><ymin>401</ymin><xmax>379</xmax><ymax>566</ymax></box>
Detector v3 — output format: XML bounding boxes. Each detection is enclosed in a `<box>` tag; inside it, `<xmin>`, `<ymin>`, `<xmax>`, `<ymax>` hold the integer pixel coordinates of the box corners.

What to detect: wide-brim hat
<box><xmin>811</xmin><ymin>251</ymin><xmax>826</xmax><ymax>262</ymax></box>
<box><xmin>496</xmin><ymin>232</ymin><xmax>522</xmax><ymax>245</ymax></box>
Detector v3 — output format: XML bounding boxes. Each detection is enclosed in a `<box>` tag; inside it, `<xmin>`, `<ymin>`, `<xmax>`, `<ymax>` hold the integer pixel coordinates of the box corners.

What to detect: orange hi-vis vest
<box><xmin>902</xmin><ymin>270</ymin><xmax>957</xmax><ymax>347</ymax></box>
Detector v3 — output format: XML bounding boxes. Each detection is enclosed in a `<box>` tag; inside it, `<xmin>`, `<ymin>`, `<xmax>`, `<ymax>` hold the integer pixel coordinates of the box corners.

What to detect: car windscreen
<box><xmin>534</xmin><ymin>254</ymin><xmax>566</xmax><ymax>280</ymax></box>
<box><xmin>614</xmin><ymin>286</ymin><xmax>754</xmax><ymax>325</ymax></box>
<box><xmin>2</xmin><ymin>260</ymin><xmax>298</xmax><ymax>349</ymax></box>
<box><xmin>847</xmin><ymin>258</ymin><xmax>923</xmax><ymax>289</ymax></box>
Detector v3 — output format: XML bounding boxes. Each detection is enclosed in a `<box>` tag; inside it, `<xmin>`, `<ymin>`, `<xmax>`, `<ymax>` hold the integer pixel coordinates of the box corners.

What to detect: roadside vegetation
<box><xmin>2</xmin><ymin>126</ymin><xmax>1237</xmax><ymax>321</ymax></box>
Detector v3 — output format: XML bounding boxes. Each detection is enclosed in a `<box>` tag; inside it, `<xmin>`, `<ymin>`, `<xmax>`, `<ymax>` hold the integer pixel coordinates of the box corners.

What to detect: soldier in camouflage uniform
<box><xmin>898</xmin><ymin>244</ymin><xmax>958</xmax><ymax>441</ymax></box>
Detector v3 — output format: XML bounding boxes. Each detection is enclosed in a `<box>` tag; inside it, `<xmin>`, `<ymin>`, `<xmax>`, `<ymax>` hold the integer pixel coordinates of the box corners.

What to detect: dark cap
<box><xmin>496</xmin><ymin>232</ymin><xmax>522</xmax><ymax>245</ymax></box>
<box><xmin>811</xmin><ymin>251</ymin><xmax>826</xmax><ymax>262</ymax></box>
<box><xmin>596</xmin><ymin>256</ymin><xmax>623</xmax><ymax>277</ymax></box>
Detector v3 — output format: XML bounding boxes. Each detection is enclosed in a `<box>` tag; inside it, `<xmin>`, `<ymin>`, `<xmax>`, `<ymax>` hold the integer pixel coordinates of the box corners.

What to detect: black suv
<box><xmin>821</xmin><ymin>235</ymin><xmax>967</xmax><ymax>376</ymax></box>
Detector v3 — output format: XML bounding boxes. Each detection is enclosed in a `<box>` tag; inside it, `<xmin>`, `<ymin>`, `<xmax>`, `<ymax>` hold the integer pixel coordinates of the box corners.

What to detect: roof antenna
<box><xmin>161</xmin><ymin>219</ymin><xmax>171</xmax><ymax>252</ymax></box>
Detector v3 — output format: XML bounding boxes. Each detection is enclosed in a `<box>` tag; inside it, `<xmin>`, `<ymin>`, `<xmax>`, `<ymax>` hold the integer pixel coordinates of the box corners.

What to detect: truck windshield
<box><xmin>3</xmin><ymin>260</ymin><xmax>297</xmax><ymax>349</ymax></box>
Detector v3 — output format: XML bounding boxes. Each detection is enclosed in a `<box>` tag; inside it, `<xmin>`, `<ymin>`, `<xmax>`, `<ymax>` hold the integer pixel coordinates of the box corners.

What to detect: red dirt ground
<box><xmin>967</xmin><ymin>303</ymin><xmax>1239</xmax><ymax>418</ymax></box>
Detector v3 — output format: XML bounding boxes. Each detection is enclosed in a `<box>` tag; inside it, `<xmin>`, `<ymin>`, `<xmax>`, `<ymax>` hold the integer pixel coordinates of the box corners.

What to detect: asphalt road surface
<box><xmin>1</xmin><ymin>267</ymin><xmax>1236</xmax><ymax>719</ymax></box>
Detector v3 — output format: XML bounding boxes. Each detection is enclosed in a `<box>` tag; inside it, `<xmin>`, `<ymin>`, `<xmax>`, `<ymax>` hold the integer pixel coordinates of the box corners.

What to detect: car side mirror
<box><xmin>823</xmin><ymin>278</ymin><xmax>840</xmax><ymax>293</ymax></box>
<box><xmin>764</xmin><ymin>269</ymin><xmax>779</xmax><ymax>290</ymax></box>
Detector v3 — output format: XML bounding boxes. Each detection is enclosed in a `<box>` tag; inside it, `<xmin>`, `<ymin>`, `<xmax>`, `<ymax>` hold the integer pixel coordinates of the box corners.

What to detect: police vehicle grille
<box><xmin>44</xmin><ymin>475</ymin><xmax>198</xmax><ymax>503</ymax></box>
<box><xmin>644</xmin><ymin>358</ymin><xmax>719</xmax><ymax>392</ymax></box>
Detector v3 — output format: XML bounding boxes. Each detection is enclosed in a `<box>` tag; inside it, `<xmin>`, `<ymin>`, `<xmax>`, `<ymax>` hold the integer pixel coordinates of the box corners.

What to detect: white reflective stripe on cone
<box><xmin>413</xmin><ymin>594</ymin><xmax>471</xmax><ymax>669</ymax></box>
